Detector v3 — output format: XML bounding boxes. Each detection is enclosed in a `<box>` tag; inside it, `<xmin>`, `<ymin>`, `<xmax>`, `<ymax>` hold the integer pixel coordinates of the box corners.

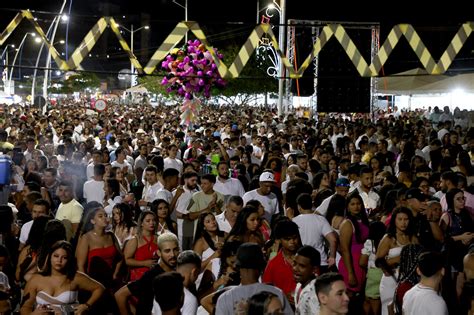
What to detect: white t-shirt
<box><xmin>152</xmin><ymin>287</ymin><xmax>197</xmax><ymax>315</ymax></box>
<box><xmin>163</xmin><ymin>157</ymin><xmax>183</xmax><ymax>175</ymax></box>
<box><xmin>293</xmin><ymin>213</ymin><xmax>333</xmax><ymax>266</ymax></box>
<box><xmin>19</xmin><ymin>220</ymin><xmax>33</xmax><ymax>244</ymax></box>
<box><xmin>83</xmin><ymin>179</ymin><xmax>105</xmax><ymax>204</ymax></box>
<box><xmin>215</xmin><ymin>211</ymin><xmax>232</xmax><ymax>233</ymax></box>
<box><xmin>213</xmin><ymin>177</ymin><xmax>245</xmax><ymax>204</ymax></box>
<box><xmin>242</xmin><ymin>189</ymin><xmax>279</xmax><ymax>222</ymax></box>
<box><xmin>402</xmin><ymin>284</ymin><xmax>448</xmax><ymax>315</ymax></box>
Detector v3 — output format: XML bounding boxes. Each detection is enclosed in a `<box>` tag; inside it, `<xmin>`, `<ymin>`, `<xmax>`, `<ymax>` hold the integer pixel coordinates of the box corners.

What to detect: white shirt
<box><xmin>86</xmin><ymin>163</ymin><xmax>95</xmax><ymax>179</ymax></box>
<box><xmin>19</xmin><ymin>220</ymin><xmax>34</xmax><ymax>244</ymax></box>
<box><xmin>142</xmin><ymin>181</ymin><xmax>164</xmax><ymax>203</ymax></box>
<box><xmin>83</xmin><ymin>179</ymin><xmax>105</xmax><ymax>204</ymax></box>
<box><xmin>163</xmin><ymin>157</ymin><xmax>183</xmax><ymax>175</ymax></box>
<box><xmin>402</xmin><ymin>284</ymin><xmax>448</xmax><ymax>315</ymax></box>
<box><xmin>213</xmin><ymin>177</ymin><xmax>245</xmax><ymax>204</ymax></box>
<box><xmin>156</xmin><ymin>188</ymin><xmax>173</xmax><ymax>204</ymax></box>
<box><xmin>242</xmin><ymin>189</ymin><xmax>279</xmax><ymax>222</ymax></box>
<box><xmin>315</xmin><ymin>194</ymin><xmax>335</xmax><ymax>217</ymax></box>
<box><xmin>215</xmin><ymin>211</ymin><xmax>232</xmax><ymax>233</ymax></box>
<box><xmin>152</xmin><ymin>287</ymin><xmax>197</xmax><ymax>315</ymax></box>
<box><xmin>293</xmin><ymin>213</ymin><xmax>333</xmax><ymax>266</ymax></box>
<box><xmin>111</xmin><ymin>160</ymin><xmax>133</xmax><ymax>175</ymax></box>
<box><xmin>350</xmin><ymin>186</ymin><xmax>380</xmax><ymax>210</ymax></box>
<box><xmin>294</xmin><ymin>279</ymin><xmax>319</xmax><ymax>315</ymax></box>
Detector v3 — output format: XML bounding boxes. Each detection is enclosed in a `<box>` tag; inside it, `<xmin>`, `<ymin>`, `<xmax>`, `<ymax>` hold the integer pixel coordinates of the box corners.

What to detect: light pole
<box><xmin>42</xmin><ymin>0</ymin><xmax>68</xmax><ymax>100</ymax></box>
<box><xmin>275</xmin><ymin>0</ymin><xmax>286</xmax><ymax>117</ymax></box>
<box><xmin>31</xmin><ymin>16</ymin><xmax>58</xmax><ymax>102</ymax></box>
<box><xmin>1</xmin><ymin>45</ymin><xmax>15</xmax><ymax>93</ymax></box>
<box><xmin>8</xmin><ymin>33</ymin><xmax>37</xmax><ymax>94</ymax></box>
<box><xmin>117</xmin><ymin>24</ymin><xmax>150</xmax><ymax>88</ymax></box>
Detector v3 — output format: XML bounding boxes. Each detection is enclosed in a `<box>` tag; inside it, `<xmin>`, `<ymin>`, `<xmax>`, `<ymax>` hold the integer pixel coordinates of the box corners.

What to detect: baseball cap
<box><xmin>405</xmin><ymin>188</ymin><xmax>427</xmax><ymax>201</ymax></box>
<box><xmin>259</xmin><ymin>171</ymin><xmax>275</xmax><ymax>182</ymax></box>
<box><xmin>335</xmin><ymin>178</ymin><xmax>350</xmax><ymax>187</ymax></box>
<box><xmin>136</xmin><ymin>128</ymin><xmax>146</xmax><ymax>134</ymax></box>
<box><xmin>236</xmin><ymin>243</ymin><xmax>266</xmax><ymax>270</ymax></box>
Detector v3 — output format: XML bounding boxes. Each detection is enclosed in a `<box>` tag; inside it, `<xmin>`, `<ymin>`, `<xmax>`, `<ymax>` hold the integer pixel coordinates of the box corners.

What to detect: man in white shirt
<box><xmin>172</xmin><ymin>171</ymin><xmax>199</xmax><ymax>250</ymax></box>
<box><xmin>156</xmin><ymin>168</ymin><xmax>179</xmax><ymax>205</ymax></box>
<box><xmin>152</xmin><ymin>250</ymin><xmax>201</xmax><ymax>315</ymax></box>
<box><xmin>86</xmin><ymin>150</ymin><xmax>103</xmax><ymax>180</ymax></box>
<box><xmin>316</xmin><ymin>178</ymin><xmax>350</xmax><ymax>217</ymax></box>
<box><xmin>163</xmin><ymin>144</ymin><xmax>183</xmax><ymax>176</ymax></box>
<box><xmin>19</xmin><ymin>199</ymin><xmax>50</xmax><ymax>250</ymax></box>
<box><xmin>83</xmin><ymin>164</ymin><xmax>105</xmax><ymax>204</ymax></box>
<box><xmin>403</xmin><ymin>251</ymin><xmax>448</xmax><ymax>315</ymax></box>
<box><xmin>215</xmin><ymin>196</ymin><xmax>243</xmax><ymax>233</ymax></box>
<box><xmin>293</xmin><ymin>194</ymin><xmax>337</xmax><ymax>270</ymax></box>
<box><xmin>139</xmin><ymin>165</ymin><xmax>163</xmax><ymax>208</ymax></box>
<box><xmin>350</xmin><ymin>167</ymin><xmax>380</xmax><ymax>212</ymax></box>
<box><xmin>111</xmin><ymin>146</ymin><xmax>133</xmax><ymax>176</ymax></box>
<box><xmin>243</xmin><ymin>171</ymin><xmax>279</xmax><ymax>222</ymax></box>
<box><xmin>213</xmin><ymin>161</ymin><xmax>245</xmax><ymax>204</ymax></box>
<box><xmin>293</xmin><ymin>246</ymin><xmax>321</xmax><ymax>315</ymax></box>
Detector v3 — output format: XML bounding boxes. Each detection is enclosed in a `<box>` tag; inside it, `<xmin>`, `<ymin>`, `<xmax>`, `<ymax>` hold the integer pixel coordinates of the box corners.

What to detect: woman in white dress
<box><xmin>193</xmin><ymin>212</ymin><xmax>226</xmax><ymax>287</ymax></box>
<box><xmin>376</xmin><ymin>207</ymin><xmax>418</xmax><ymax>315</ymax></box>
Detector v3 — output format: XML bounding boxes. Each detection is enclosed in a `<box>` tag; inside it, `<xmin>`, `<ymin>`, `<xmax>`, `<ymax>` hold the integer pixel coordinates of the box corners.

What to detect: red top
<box><xmin>130</xmin><ymin>235</ymin><xmax>158</xmax><ymax>281</ymax></box>
<box><xmin>88</xmin><ymin>245</ymin><xmax>118</xmax><ymax>272</ymax></box>
<box><xmin>262</xmin><ymin>250</ymin><xmax>296</xmax><ymax>295</ymax></box>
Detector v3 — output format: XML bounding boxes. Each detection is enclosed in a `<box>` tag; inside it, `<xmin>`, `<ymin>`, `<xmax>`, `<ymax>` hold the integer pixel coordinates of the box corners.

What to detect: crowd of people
<box><xmin>0</xmin><ymin>101</ymin><xmax>473</xmax><ymax>314</ymax></box>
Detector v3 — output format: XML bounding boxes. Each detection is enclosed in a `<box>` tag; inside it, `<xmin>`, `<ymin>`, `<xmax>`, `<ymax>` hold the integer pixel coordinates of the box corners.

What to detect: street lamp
<box><xmin>117</xmin><ymin>24</ymin><xmax>150</xmax><ymax>88</ymax></box>
<box><xmin>272</xmin><ymin>0</ymin><xmax>287</xmax><ymax>117</ymax></box>
<box><xmin>256</xmin><ymin>1</ymin><xmax>286</xmax><ymax>116</ymax></box>
<box><xmin>8</xmin><ymin>33</ymin><xmax>38</xmax><ymax>93</ymax></box>
<box><xmin>42</xmin><ymin>0</ymin><xmax>68</xmax><ymax>100</ymax></box>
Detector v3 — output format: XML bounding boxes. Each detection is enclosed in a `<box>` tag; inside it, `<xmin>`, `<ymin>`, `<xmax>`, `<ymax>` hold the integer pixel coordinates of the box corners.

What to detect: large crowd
<box><xmin>0</xmin><ymin>101</ymin><xmax>473</xmax><ymax>315</ymax></box>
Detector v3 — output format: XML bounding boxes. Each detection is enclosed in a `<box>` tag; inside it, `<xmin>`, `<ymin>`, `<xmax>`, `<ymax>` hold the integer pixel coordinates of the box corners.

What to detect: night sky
<box><xmin>1</xmin><ymin>0</ymin><xmax>473</xmax><ymax>80</ymax></box>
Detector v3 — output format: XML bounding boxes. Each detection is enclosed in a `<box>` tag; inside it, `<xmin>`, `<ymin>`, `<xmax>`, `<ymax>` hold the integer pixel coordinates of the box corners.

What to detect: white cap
<box><xmin>259</xmin><ymin>171</ymin><xmax>275</xmax><ymax>182</ymax></box>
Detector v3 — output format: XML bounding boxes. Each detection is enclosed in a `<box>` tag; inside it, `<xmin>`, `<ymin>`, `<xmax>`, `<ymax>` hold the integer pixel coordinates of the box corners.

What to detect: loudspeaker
<box><xmin>316</xmin><ymin>29</ymin><xmax>371</xmax><ymax>113</ymax></box>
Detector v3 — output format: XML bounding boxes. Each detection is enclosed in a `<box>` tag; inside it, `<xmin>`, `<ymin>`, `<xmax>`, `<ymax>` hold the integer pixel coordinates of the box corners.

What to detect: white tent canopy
<box><xmin>377</xmin><ymin>68</ymin><xmax>474</xmax><ymax>95</ymax></box>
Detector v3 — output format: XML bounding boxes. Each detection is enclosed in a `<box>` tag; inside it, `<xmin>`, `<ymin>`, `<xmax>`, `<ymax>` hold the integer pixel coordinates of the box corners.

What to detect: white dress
<box><xmin>195</xmin><ymin>246</ymin><xmax>221</xmax><ymax>289</ymax></box>
<box><xmin>380</xmin><ymin>244</ymin><xmax>404</xmax><ymax>315</ymax></box>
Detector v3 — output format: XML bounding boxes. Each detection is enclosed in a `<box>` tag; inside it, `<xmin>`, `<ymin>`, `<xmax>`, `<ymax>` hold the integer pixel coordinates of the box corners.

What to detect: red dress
<box><xmin>87</xmin><ymin>245</ymin><xmax>119</xmax><ymax>287</ymax></box>
<box><xmin>129</xmin><ymin>235</ymin><xmax>158</xmax><ymax>281</ymax></box>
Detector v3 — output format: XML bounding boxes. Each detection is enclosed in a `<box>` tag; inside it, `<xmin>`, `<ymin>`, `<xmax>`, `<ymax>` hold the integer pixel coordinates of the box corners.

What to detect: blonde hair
<box><xmin>158</xmin><ymin>232</ymin><xmax>179</xmax><ymax>248</ymax></box>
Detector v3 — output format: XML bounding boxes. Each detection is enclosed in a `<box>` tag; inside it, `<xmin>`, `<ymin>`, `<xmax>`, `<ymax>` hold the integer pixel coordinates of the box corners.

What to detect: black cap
<box><xmin>405</xmin><ymin>188</ymin><xmax>427</xmax><ymax>201</ymax></box>
<box><xmin>236</xmin><ymin>243</ymin><xmax>266</xmax><ymax>270</ymax></box>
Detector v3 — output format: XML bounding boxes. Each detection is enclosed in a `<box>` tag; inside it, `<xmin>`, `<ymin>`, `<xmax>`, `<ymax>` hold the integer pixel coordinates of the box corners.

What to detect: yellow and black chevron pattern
<box><xmin>1</xmin><ymin>10</ymin><xmax>473</xmax><ymax>78</ymax></box>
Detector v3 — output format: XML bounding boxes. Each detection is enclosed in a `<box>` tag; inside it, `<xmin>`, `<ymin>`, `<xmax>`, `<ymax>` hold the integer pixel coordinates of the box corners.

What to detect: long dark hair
<box><xmin>226</xmin><ymin>206</ymin><xmax>260</xmax><ymax>241</ymax></box>
<box><xmin>40</xmin><ymin>241</ymin><xmax>76</xmax><ymax>280</ymax></box>
<box><xmin>446</xmin><ymin>188</ymin><xmax>464</xmax><ymax>212</ymax></box>
<box><xmin>150</xmin><ymin>199</ymin><xmax>177</xmax><ymax>235</ymax></box>
<box><xmin>194</xmin><ymin>212</ymin><xmax>224</xmax><ymax>251</ymax></box>
<box><xmin>37</xmin><ymin>220</ymin><xmax>67</xmax><ymax>271</ymax></box>
<box><xmin>387</xmin><ymin>207</ymin><xmax>416</xmax><ymax>239</ymax></box>
<box><xmin>345</xmin><ymin>192</ymin><xmax>369</xmax><ymax>243</ymax></box>
<box><xmin>81</xmin><ymin>205</ymin><xmax>105</xmax><ymax>236</ymax></box>
<box><xmin>112</xmin><ymin>203</ymin><xmax>136</xmax><ymax>230</ymax></box>
<box><xmin>218</xmin><ymin>240</ymin><xmax>242</xmax><ymax>278</ymax></box>
<box><xmin>247</xmin><ymin>291</ymin><xmax>279</xmax><ymax>315</ymax></box>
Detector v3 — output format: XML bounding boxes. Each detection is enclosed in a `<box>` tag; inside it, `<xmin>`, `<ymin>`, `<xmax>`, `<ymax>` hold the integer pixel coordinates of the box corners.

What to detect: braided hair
<box><xmin>397</xmin><ymin>244</ymin><xmax>423</xmax><ymax>284</ymax></box>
